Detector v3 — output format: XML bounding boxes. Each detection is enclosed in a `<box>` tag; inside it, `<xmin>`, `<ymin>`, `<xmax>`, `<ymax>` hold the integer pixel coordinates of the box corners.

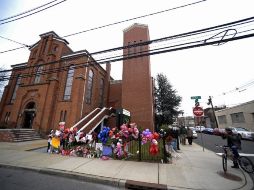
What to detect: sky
<box><xmin>0</xmin><ymin>0</ymin><xmax>254</xmax><ymax>116</ymax></box>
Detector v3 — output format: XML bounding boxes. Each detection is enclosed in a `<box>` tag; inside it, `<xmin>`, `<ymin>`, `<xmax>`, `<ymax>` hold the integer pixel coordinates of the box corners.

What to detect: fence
<box><xmin>124</xmin><ymin>134</ymin><xmax>168</xmax><ymax>163</ymax></box>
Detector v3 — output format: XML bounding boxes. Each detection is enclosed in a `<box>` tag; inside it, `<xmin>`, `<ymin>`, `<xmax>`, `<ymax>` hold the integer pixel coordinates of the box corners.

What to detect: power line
<box><xmin>1</xmin><ymin>28</ymin><xmax>254</xmax><ymax>82</ymax></box>
<box><xmin>0</xmin><ymin>0</ymin><xmax>206</xmax><ymax>53</ymax></box>
<box><xmin>219</xmin><ymin>79</ymin><xmax>254</xmax><ymax>96</ymax></box>
<box><xmin>1</xmin><ymin>17</ymin><xmax>254</xmax><ymax>78</ymax></box>
<box><xmin>62</xmin><ymin>0</ymin><xmax>207</xmax><ymax>38</ymax></box>
<box><xmin>0</xmin><ymin>0</ymin><xmax>67</xmax><ymax>25</ymax></box>
<box><xmin>0</xmin><ymin>0</ymin><xmax>59</xmax><ymax>22</ymax></box>
<box><xmin>1</xmin><ymin>15</ymin><xmax>254</xmax><ymax>80</ymax></box>
<box><xmin>0</xmin><ymin>46</ymin><xmax>26</xmax><ymax>54</ymax></box>
<box><xmin>0</xmin><ymin>35</ymin><xmax>30</xmax><ymax>47</ymax></box>
<box><xmin>90</xmin><ymin>16</ymin><xmax>254</xmax><ymax>56</ymax></box>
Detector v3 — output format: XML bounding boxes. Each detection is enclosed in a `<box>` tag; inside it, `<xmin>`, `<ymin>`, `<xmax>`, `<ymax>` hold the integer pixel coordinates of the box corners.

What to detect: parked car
<box><xmin>228</xmin><ymin>127</ymin><xmax>254</xmax><ymax>141</ymax></box>
<box><xmin>195</xmin><ymin>126</ymin><xmax>205</xmax><ymax>133</ymax></box>
<box><xmin>189</xmin><ymin>127</ymin><xmax>198</xmax><ymax>139</ymax></box>
<box><xmin>202</xmin><ymin>128</ymin><xmax>214</xmax><ymax>135</ymax></box>
<box><xmin>213</xmin><ymin>128</ymin><xmax>226</xmax><ymax>136</ymax></box>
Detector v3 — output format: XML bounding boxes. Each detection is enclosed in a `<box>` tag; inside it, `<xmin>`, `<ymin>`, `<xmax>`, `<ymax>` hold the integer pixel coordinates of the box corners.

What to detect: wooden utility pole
<box><xmin>208</xmin><ymin>96</ymin><xmax>219</xmax><ymax>128</ymax></box>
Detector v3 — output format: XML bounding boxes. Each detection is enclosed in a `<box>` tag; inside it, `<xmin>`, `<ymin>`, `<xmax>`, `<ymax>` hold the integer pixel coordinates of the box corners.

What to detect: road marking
<box><xmin>216</xmin><ymin>153</ymin><xmax>254</xmax><ymax>157</ymax></box>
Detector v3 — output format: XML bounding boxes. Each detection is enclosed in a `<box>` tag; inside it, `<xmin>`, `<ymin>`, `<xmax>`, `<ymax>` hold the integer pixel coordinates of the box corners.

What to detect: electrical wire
<box><xmin>0</xmin><ymin>35</ymin><xmax>30</xmax><ymax>47</ymax></box>
<box><xmin>0</xmin><ymin>0</ymin><xmax>67</xmax><ymax>25</ymax></box>
<box><xmin>0</xmin><ymin>0</ymin><xmax>59</xmax><ymax>22</ymax></box>
<box><xmin>0</xmin><ymin>0</ymin><xmax>206</xmax><ymax>53</ymax></box>
<box><xmin>89</xmin><ymin>16</ymin><xmax>254</xmax><ymax>56</ymax></box>
<box><xmin>1</xmin><ymin>15</ymin><xmax>254</xmax><ymax>80</ymax></box>
<box><xmin>62</xmin><ymin>0</ymin><xmax>207</xmax><ymax>38</ymax></box>
<box><xmin>0</xmin><ymin>27</ymin><xmax>253</xmax><ymax>80</ymax></box>
<box><xmin>1</xmin><ymin>29</ymin><xmax>254</xmax><ymax>82</ymax></box>
<box><xmin>0</xmin><ymin>46</ymin><xmax>27</xmax><ymax>54</ymax></box>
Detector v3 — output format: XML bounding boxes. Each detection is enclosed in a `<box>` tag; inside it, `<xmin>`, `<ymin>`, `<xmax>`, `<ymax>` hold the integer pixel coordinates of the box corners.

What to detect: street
<box><xmin>0</xmin><ymin>167</ymin><xmax>119</xmax><ymax>190</ymax></box>
<box><xmin>193</xmin><ymin>133</ymin><xmax>254</xmax><ymax>155</ymax></box>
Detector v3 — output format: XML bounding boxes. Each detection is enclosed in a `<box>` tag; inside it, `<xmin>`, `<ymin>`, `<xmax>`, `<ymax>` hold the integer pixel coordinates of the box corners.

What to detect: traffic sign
<box><xmin>191</xmin><ymin>96</ymin><xmax>201</xmax><ymax>99</ymax></box>
<box><xmin>193</xmin><ymin>106</ymin><xmax>204</xmax><ymax>117</ymax></box>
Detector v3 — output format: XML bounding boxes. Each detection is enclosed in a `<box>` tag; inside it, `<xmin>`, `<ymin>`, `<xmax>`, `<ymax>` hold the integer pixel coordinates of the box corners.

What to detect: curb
<box><xmin>125</xmin><ymin>180</ymin><xmax>167</xmax><ymax>190</ymax></box>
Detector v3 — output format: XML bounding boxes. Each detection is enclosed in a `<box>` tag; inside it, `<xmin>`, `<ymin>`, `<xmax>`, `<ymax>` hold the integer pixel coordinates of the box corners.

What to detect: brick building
<box><xmin>0</xmin><ymin>23</ymin><xmax>154</xmax><ymax>136</ymax></box>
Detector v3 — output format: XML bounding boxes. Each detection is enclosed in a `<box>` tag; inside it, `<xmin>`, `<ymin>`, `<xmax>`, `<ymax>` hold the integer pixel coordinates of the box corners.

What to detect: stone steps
<box><xmin>11</xmin><ymin>129</ymin><xmax>43</xmax><ymax>142</ymax></box>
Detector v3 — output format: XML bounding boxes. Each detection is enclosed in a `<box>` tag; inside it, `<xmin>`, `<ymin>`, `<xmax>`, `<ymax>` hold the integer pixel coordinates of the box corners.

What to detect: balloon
<box><xmin>149</xmin><ymin>143</ymin><xmax>159</xmax><ymax>155</ymax></box>
<box><xmin>98</xmin><ymin>126</ymin><xmax>110</xmax><ymax>144</ymax></box>
<box><xmin>64</xmin><ymin>128</ymin><xmax>70</xmax><ymax>134</ymax></box>
<box><xmin>141</xmin><ymin>137</ymin><xmax>147</xmax><ymax>145</ymax></box>
<box><xmin>152</xmin><ymin>139</ymin><xmax>158</xmax><ymax>145</ymax></box>
<box><xmin>153</xmin><ymin>132</ymin><xmax>160</xmax><ymax>140</ymax></box>
<box><xmin>115</xmin><ymin>142</ymin><xmax>123</xmax><ymax>158</ymax></box>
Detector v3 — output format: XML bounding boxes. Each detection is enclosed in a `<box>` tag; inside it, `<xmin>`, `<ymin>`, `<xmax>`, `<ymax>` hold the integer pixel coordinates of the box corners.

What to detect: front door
<box><xmin>22</xmin><ymin>102</ymin><xmax>36</xmax><ymax>129</ymax></box>
<box><xmin>23</xmin><ymin>111</ymin><xmax>35</xmax><ymax>128</ymax></box>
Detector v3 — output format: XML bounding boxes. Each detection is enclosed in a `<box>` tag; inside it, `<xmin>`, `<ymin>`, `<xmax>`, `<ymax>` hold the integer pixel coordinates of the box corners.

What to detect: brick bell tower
<box><xmin>122</xmin><ymin>23</ymin><xmax>154</xmax><ymax>131</ymax></box>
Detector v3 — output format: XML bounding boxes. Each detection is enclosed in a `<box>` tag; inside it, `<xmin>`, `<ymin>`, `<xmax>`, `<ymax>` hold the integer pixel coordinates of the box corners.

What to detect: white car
<box><xmin>195</xmin><ymin>126</ymin><xmax>205</xmax><ymax>133</ymax></box>
<box><xmin>229</xmin><ymin>127</ymin><xmax>254</xmax><ymax>141</ymax></box>
<box><xmin>189</xmin><ymin>127</ymin><xmax>198</xmax><ymax>139</ymax></box>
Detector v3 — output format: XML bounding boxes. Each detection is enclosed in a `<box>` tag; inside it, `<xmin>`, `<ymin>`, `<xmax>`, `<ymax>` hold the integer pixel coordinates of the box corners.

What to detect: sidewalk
<box><xmin>0</xmin><ymin>140</ymin><xmax>253</xmax><ymax>190</ymax></box>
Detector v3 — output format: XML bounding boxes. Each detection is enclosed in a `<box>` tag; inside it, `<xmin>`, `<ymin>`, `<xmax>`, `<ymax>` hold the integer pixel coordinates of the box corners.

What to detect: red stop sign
<box><xmin>193</xmin><ymin>106</ymin><xmax>204</xmax><ymax>117</ymax></box>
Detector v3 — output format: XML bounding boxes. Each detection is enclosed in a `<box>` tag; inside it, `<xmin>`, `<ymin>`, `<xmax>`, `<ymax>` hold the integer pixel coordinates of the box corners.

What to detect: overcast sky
<box><xmin>1</xmin><ymin>0</ymin><xmax>254</xmax><ymax>116</ymax></box>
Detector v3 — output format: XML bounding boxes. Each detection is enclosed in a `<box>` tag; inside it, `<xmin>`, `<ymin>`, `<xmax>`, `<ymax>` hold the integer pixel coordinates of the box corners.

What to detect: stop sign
<box><xmin>193</xmin><ymin>106</ymin><xmax>204</xmax><ymax>117</ymax></box>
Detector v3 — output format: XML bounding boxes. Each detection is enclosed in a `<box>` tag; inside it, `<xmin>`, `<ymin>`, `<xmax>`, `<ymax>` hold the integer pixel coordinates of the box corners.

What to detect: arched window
<box><xmin>10</xmin><ymin>75</ymin><xmax>21</xmax><ymax>103</ymax></box>
<box><xmin>63</xmin><ymin>65</ymin><xmax>75</xmax><ymax>100</ymax></box>
<box><xmin>34</xmin><ymin>66</ymin><xmax>43</xmax><ymax>84</ymax></box>
<box><xmin>99</xmin><ymin>78</ymin><xmax>104</xmax><ymax>107</ymax></box>
<box><xmin>85</xmin><ymin>70</ymin><xmax>94</xmax><ymax>104</ymax></box>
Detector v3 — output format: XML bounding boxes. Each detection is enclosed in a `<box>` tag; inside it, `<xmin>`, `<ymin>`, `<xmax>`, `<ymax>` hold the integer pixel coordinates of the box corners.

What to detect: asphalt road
<box><xmin>0</xmin><ymin>167</ymin><xmax>119</xmax><ymax>190</ymax></box>
<box><xmin>193</xmin><ymin>132</ymin><xmax>254</xmax><ymax>155</ymax></box>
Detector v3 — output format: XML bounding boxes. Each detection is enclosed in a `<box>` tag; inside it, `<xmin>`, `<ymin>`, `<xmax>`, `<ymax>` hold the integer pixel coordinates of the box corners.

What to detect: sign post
<box><xmin>193</xmin><ymin>106</ymin><xmax>205</xmax><ymax>152</ymax></box>
<box><xmin>191</xmin><ymin>96</ymin><xmax>201</xmax><ymax>100</ymax></box>
<box><xmin>191</xmin><ymin>96</ymin><xmax>201</xmax><ymax>107</ymax></box>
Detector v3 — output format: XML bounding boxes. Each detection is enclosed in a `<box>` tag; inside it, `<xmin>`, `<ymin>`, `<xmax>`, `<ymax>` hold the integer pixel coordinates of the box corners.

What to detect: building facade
<box><xmin>0</xmin><ymin>24</ymin><xmax>155</xmax><ymax>135</ymax></box>
<box><xmin>122</xmin><ymin>23</ymin><xmax>154</xmax><ymax>131</ymax></box>
<box><xmin>215</xmin><ymin>100</ymin><xmax>254</xmax><ymax>131</ymax></box>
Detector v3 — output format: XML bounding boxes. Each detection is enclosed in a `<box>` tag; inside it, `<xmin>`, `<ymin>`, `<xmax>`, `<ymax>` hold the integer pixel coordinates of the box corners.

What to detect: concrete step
<box><xmin>13</xmin><ymin>137</ymin><xmax>43</xmax><ymax>142</ymax></box>
<box><xmin>10</xmin><ymin>129</ymin><xmax>42</xmax><ymax>142</ymax></box>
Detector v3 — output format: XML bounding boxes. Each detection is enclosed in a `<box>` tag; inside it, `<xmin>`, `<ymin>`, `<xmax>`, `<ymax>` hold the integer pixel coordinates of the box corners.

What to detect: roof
<box><xmin>61</xmin><ymin>50</ymin><xmax>89</xmax><ymax>60</ymax></box>
<box><xmin>216</xmin><ymin>100</ymin><xmax>254</xmax><ymax>112</ymax></box>
<box><xmin>29</xmin><ymin>31</ymin><xmax>69</xmax><ymax>50</ymax></box>
<box><xmin>11</xmin><ymin>62</ymin><xmax>27</xmax><ymax>68</ymax></box>
<box><xmin>123</xmin><ymin>23</ymin><xmax>148</xmax><ymax>33</ymax></box>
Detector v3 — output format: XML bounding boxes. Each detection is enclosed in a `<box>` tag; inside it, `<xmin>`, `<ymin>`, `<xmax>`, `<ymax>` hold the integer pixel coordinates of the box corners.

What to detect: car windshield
<box><xmin>235</xmin><ymin>128</ymin><xmax>248</xmax><ymax>131</ymax></box>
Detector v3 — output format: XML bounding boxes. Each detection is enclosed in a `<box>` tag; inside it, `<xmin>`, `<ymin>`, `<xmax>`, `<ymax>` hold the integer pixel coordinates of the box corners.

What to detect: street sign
<box><xmin>193</xmin><ymin>106</ymin><xmax>204</xmax><ymax>117</ymax></box>
<box><xmin>191</xmin><ymin>96</ymin><xmax>201</xmax><ymax>99</ymax></box>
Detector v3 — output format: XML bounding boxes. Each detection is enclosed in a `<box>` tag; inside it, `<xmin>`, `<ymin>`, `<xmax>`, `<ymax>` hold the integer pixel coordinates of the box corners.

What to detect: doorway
<box><xmin>22</xmin><ymin>102</ymin><xmax>36</xmax><ymax>129</ymax></box>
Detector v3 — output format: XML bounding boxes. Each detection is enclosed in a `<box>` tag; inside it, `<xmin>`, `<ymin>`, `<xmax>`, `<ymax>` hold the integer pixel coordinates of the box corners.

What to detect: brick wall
<box><xmin>122</xmin><ymin>24</ymin><xmax>154</xmax><ymax>131</ymax></box>
<box><xmin>0</xmin><ymin>32</ymin><xmax>111</xmax><ymax>136</ymax></box>
<box><xmin>0</xmin><ymin>129</ymin><xmax>15</xmax><ymax>142</ymax></box>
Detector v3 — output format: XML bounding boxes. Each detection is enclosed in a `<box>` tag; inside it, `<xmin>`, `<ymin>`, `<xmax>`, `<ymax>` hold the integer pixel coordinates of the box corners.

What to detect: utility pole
<box><xmin>207</xmin><ymin>96</ymin><xmax>219</xmax><ymax>128</ymax></box>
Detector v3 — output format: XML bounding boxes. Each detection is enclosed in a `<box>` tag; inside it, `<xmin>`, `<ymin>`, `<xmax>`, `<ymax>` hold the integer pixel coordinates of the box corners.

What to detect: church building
<box><xmin>0</xmin><ymin>23</ymin><xmax>154</xmax><ymax>136</ymax></box>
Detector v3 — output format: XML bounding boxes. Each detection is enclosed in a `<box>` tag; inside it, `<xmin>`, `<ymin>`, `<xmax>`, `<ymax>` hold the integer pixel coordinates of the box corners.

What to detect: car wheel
<box><xmin>238</xmin><ymin>134</ymin><xmax>242</xmax><ymax>140</ymax></box>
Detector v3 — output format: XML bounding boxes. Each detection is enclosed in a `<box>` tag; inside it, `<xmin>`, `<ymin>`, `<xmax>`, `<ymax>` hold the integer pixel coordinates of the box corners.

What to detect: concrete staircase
<box><xmin>71</xmin><ymin>107</ymin><xmax>115</xmax><ymax>134</ymax></box>
<box><xmin>11</xmin><ymin>129</ymin><xmax>42</xmax><ymax>142</ymax></box>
